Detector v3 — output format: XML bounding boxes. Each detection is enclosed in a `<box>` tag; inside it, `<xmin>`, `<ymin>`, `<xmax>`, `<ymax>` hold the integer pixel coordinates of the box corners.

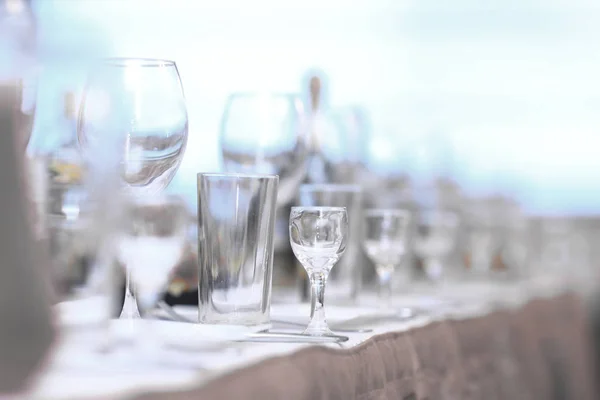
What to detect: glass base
<box><xmin>303</xmin><ymin>320</ymin><xmax>334</xmax><ymax>337</ymax></box>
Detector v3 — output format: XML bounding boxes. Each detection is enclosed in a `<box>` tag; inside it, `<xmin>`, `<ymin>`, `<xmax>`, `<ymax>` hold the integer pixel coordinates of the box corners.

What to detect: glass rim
<box><xmin>197</xmin><ymin>172</ymin><xmax>279</xmax><ymax>180</ymax></box>
<box><xmin>291</xmin><ymin>206</ymin><xmax>347</xmax><ymax>213</ymax></box>
<box><xmin>365</xmin><ymin>208</ymin><xmax>411</xmax><ymax>218</ymax></box>
<box><xmin>99</xmin><ymin>58</ymin><xmax>176</xmax><ymax>68</ymax></box>
<box><xmin>299</xmin><ymin>183</ymin><xmax>362</xmax><ymax>193</ymax></box>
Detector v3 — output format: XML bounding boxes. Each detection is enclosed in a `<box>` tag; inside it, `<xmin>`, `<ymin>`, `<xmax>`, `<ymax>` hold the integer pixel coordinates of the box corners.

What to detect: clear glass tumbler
<box><xmin>197</xmin><ymin>173</ymin><xmax>279</xmax><ymax>325</ymax></box>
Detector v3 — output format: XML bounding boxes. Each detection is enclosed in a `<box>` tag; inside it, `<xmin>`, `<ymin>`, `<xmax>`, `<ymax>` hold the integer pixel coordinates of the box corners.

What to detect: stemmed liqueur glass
<box><xmin>363</xmin><ymin>209</ymin><xmax>411</xmax><ymax>307</ymax></box>
<box><xmin>78</xmin><ymin>58</ymin><xmax>188</xmax><ymax>319</ymax></box>
<box><xmin>290</xmin><ymin>206</ymin><xmax>348</xmax><ymax>336</ymax></box>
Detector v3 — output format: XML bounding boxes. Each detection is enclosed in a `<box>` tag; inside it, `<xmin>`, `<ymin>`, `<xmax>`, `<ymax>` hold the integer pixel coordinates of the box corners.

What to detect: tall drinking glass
<box><xmin>363</xmin><ymin>209</ymin><xmax>411</xmax><ymax>306</ymax></box>
<box><xmin>198</xmin><ymin>173</ymin><xmax>278</xmax><ymax>325</ymax></box>
<box><xmin>290</xmin><ymin>206</ymin><xmax>348</xmax><ymax>336</ymax></box>
<box><xmin>298</xmin><ymin>184</ymin><xmax>363</xmax><ymax>303</ymax></box>
<box><xmin>78</xmin><ymin>58</ymin><xmax>188</xmax><ymax>319</ymax></box>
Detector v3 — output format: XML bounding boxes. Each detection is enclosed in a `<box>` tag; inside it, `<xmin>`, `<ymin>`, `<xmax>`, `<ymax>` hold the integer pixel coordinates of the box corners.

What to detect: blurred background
<box><xmin>30</xmin><ymin>0</ymin><xmax>600</xmax><ymax>215</ymax></box>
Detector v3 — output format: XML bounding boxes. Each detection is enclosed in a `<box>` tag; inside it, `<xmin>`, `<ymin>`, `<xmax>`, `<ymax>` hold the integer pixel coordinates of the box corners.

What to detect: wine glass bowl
<box><xmin>220</xmin><ymin>92</ymin><xmax>308</xmax><ymax>206</ymax></box>
<box><xmin>289</xmin><ymin>206</ymin><xmax>348</xmax><ymax>336</ymax></box>
<box><xmin>363</xmin><ymin>209</ymin><xmax>411</xmax><ymax>304</ymax></box>
<box><xmin>78</xmin><ymin>58</ymin><xmax>188</xmax><ymax>195</ymax></box>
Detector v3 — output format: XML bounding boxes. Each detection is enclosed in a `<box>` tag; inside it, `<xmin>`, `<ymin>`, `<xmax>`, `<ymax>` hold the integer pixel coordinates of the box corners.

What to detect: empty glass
<box><xmin>298</xmin><ymin>184</ymin><xmax>363</xmax><ymax>303</ymax></box>
<box><xmin>198</xmin><ymin>173</ymin><xmax>279</xmax><ymax>325</ymax></box>
<box><xmin>78</xmin><ymin>58</ymin><xmax>189</xmax><ymax>319</ymax></box>
<box><xmin>290</xmin><ymin>206</ymin><xmax>348</xmax><ymax>336</ymax></box>
<box><xmin>363</xmin><ymin>209</ymin><xmax>411</xmax><ymax>305</ymax></box>
<box><xmin>414</xmin><ymin>210</ymin><xmax>460</xmax><ymax>282</ymax></box>
<box><xmin>220</xmin><ymin>92</ymin><xmax>308</xmax><ymax>206</ymax></box>
<box><xmin>118</xmin><ymin>195</ymin><xmax>188</xmax><ymax>312</ymax></box>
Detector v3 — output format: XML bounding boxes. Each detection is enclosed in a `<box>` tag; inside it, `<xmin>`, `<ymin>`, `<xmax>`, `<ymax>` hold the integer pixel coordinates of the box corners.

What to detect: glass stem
<box><xmin>305</xmin><ymin>271</ymin><xmax>331</xmax><ymax>335</ymax></box>
<box><xmin>377</xmin><ymin>264</ymin><xmax>394</xmax><ymax>307</ymax></box>
<box><xmin>120</xmin><ymin>265</ymin><xmax>141</xmax><ymax>320</ymax></box>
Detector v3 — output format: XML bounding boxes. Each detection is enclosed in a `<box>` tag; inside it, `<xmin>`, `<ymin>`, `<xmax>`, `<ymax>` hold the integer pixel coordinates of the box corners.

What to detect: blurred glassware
<box><xmin>298</xmin><ymin>184</ymin><xmax>363</xmax><ymax>303</ymax></box>
<box><xmin>27</xmin><ymin>90</ymin><xmax>82</xmax><ymax>240</ymax></box>
<box><xmin>355</xmin><ymin>134</ymin><xmax>415</xmax><ymax>286</ymax></box>
<box><xmin>198</xmin><ymin>173</ymin><xmax>278</xmax><ymax>325</ymax></box>
<box><xmin>78</xmin><ymin>58</ymin><xmax>188</xmax><ymax>319</ymax></box>
<box><xmin>462</xmin><ymin>196</ymin><xmax>506</xmax><ymax>277</ymax></box>
<box><xmin>414</xmin><ymin>210</ymin><xmax>460</xmax><ymax>282</ymax></box>
<box><xmin>290</xmin><ymin>206</ymin><xmax>348</xmax><ymax>336</ymax></box>
<box><xmin>303</xmin><ymin>73</ymin><xmax>347</xmax><ymax>185</ymax></box>
<box><xmin>220</xmin><ymin>92</ymin><xmax>308</xmax><ymax>206</ymax></box>
<box><xmin>498</xmin><ymin>199</ymin><xmax>531</xmax><ymax>280</ymax></box>
<box><xmin>78</xmin><ymin>58</ymin><xmax>188</xmax><ymax>195</ymax></box>
<box><xmin>363</xmin><ymin>209</ymin><xmax>412</xmax><ymax>306</ymax></box>
<box><xmin>536</xmin><ymin>217</ymin><xmax>591</xmax><ymax>284</ymax></box>
<box><xmin>118</xmin><ymin>195</ymin><xmax>188</xmax><ymax>321</ymax></box>
<box><xmin>326</xmin><ymin>105</ymin><xmax>370</xmax><ymax>184</ymax></box>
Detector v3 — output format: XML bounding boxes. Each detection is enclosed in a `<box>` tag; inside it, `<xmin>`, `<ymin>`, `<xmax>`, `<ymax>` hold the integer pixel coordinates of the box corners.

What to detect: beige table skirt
<box><xmin>134</xmin><ymin>293</ymin><xmax>597</xmax><ymax>400</ymax></box>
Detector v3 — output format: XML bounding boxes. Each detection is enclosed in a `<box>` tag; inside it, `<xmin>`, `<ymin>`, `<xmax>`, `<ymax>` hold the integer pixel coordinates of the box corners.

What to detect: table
<box><xmin>29</xmin><ymin>279</ymin><xmax>598</xmax><ymax>400</ymax></box>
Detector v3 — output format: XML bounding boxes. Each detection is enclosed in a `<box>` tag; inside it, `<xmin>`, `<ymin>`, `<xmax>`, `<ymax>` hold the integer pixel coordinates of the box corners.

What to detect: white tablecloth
<box><xmin>24</xmin><ymin>277</ymin><xmax>568</xmax><ymax>400</ymax></box>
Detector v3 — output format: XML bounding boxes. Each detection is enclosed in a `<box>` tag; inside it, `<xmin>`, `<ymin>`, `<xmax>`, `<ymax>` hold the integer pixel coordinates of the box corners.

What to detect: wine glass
<box><xmin>220</xmin><ymin>92</ymin><xmax>308</xmax><ymax>206</ymax></box>
<box><xmin>413</xmin><ymin>210</ymin><xmax>460</xmax><ymax>283</ymax></box>
<box><xmin>78</xmin><ymin>58</ymin><xmax>188</xmax><ymax>318</ymax></box>
<box><xmin>363</xmin><ymin>209</ymin><xmax>411</xmax><ymax>306</ymax></box>
<box><xmin>289</xmin><ymin>206</ymin><xmax>348</xmax><ymax>336</ymax></box>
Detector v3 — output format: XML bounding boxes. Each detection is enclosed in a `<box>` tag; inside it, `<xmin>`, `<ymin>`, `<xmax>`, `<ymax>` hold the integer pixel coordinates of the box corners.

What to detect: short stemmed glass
<box><xmin>117</xmin><ymin>194</ymin><xmax>188</xmax><ymax>353</ymax></box>
<box><xmin>289</xmin><ymin>206</ymin><xmax>348</xmax><ymax>336</ymax></box>
<box><xmin>413</xmin><ymin>210</ymin><xmax>460</xmax><ymax>283</ymax></box>
<box><xmin>363</xmin><ymin>209</ymin><xmax>411</xmax><ymax>307</ymax></box>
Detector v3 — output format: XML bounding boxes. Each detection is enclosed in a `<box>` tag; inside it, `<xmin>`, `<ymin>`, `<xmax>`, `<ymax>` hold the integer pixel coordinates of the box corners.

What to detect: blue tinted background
<box><xmin>31</xmin><ymin>0</ymin><xmax>600</xmax><ymax>215</ymax></box>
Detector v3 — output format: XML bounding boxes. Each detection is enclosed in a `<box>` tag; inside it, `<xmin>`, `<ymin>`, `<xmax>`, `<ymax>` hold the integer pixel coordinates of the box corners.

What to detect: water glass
<box><xmin>298</xmin><ymin>184</ymin><xmax>363</xmax><ymax>303</ymax></box>
<box><xmin>363</xmin><ymin>209</ymin><xmax>411</xmax><ymax>305</ymax></box>
<box><xmin>414</xmin><ymin>210</ymin><xmax>460</xmax><ymax>282</ymax></box>
<box><xmin>290</xmin><ymin>206</ymin><xmax>348</xmax><ymax>336</ymax></box>
<box><xmin>198</xmin><ymin>173</ymin><xmax>278</xmax><ymax>325</ymax></box>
